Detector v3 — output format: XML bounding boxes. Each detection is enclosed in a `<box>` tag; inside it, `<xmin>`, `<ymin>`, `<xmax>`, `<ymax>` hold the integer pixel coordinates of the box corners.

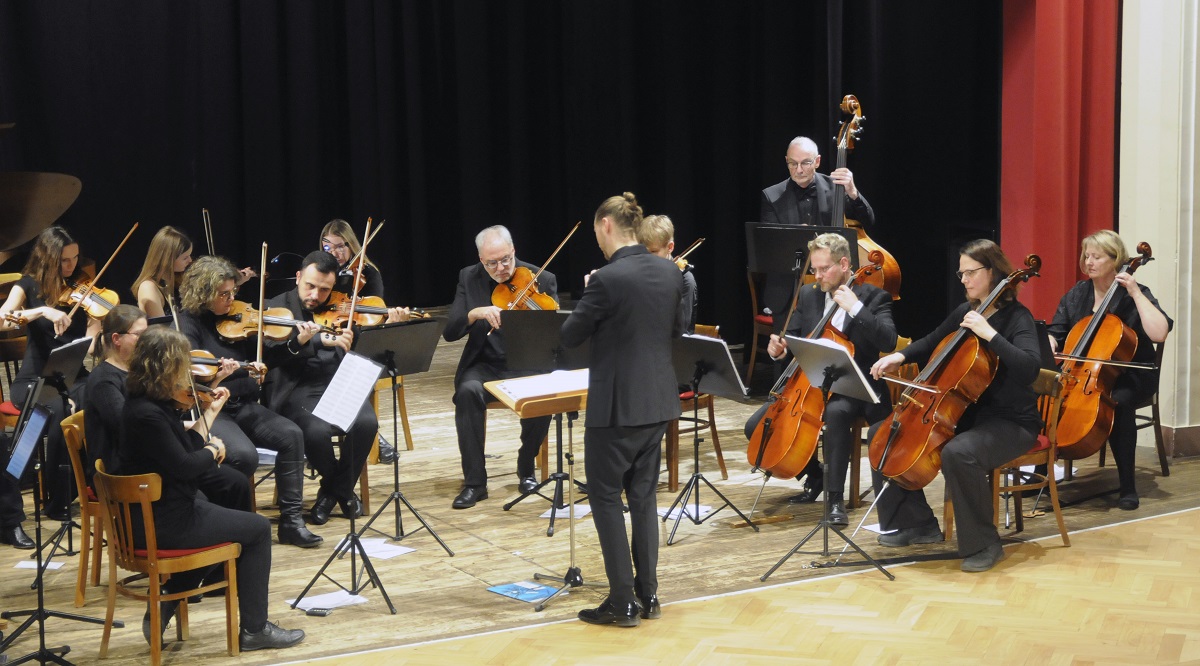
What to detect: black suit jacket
<box><xmin>759</xmin><ymin>173</ymin><xmax>875</xmax><ymax>228</ymax></box>
<box><xmin>782</xmin><ymin>282</ymin><xmax>897</xmax><ymax>398</ymax></box>
<box><xmin>561</xmin><ymin>245</ymin><xmax>686</xmax><ymax>428</ymax></box>
<box><xmin>260</xmin><ymin>289</ymin><xmax>335</xmax><ymax>413</ymax></box>
<box><xmin>443</xmin><ymin>260</ymin><xmax>558</xmax><ymax>388</ymax></box>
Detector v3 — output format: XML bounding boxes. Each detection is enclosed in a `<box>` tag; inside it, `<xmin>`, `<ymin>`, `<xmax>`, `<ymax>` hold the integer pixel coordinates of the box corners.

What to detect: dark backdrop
<box><xmin>0</xmin><ymin>0</ymin><xmax>1001</xmax><ymax>345</ymax></box>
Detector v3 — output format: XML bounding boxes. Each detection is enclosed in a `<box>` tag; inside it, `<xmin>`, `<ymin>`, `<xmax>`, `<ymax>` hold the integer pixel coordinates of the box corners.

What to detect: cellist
<box><xmin>743</xmin><ymin>233</ymin><xmax>896</xmax><ymax>525</ymax></box>
<box><xmin>1046</xmin><ymin>230</ymin><xmax>1171</xmax><ymax>510</ymax></box>
<box><xmin>870</xmin><ymin>240</ymin><xmax>1042</xmax><ymax>573</ymax></box>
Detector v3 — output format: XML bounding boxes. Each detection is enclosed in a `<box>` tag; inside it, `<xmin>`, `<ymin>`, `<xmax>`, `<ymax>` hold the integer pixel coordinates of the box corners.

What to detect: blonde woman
<box><xmin>131</xmin><ymin>226</ymin><xmax>193</xmax><ymax>318</ymax></box>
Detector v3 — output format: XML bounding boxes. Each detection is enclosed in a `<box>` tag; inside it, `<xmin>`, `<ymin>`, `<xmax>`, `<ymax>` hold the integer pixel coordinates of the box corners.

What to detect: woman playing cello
<box><xmin>870</xmin><ymin>239</ymin><xmax>1043</xmax><ymax>572</ymax></box>
<box><xmin>1046</xmin><ymin>230</ymin><xmax>1171</xmax><ymax>510</ymax></box>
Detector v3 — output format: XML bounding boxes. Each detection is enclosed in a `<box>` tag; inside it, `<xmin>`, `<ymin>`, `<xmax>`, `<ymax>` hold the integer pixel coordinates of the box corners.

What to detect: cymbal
<box><xmin>0</xmin><ymin>172</ymin><xmax>82</xmax><ymax>251</ymax></box>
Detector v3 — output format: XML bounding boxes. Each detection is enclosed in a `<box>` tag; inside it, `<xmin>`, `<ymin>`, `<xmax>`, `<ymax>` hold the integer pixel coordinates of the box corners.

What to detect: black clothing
<box><xmin>83</xmin><ymin>361</ymin><xmax>127</xmax><ymax>487</ymax></box>
<box><xmin>335</xmin><ymin>263</ymin><xmax>384</xmax><ymax>299</ymax></box>
<box><xmin>680</xmin><ymin>269</ymin><xmax>698</xmax><ymax>334</ymax></box>
<box><xmin>561</xmin><ymin>244</ymin><xmax>685</xmax><ymax>606</ymax></box>
<box><xmin>1</xmin><ymin>433</ymin><xmax>25</xmax><ymax>528</ymax></box>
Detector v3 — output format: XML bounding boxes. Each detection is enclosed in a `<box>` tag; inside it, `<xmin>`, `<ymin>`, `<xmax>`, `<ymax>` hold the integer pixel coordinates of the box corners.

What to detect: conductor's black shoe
<box><xmin>827</xmin><ymin>500</ymin><xmax>849</xmax><ymax>527</ymax></box>
<box><xmin>877</xmin><ymin>521</ymin><xmax>942</xmax><ymax>547</ymax></box>
<box><xmin>786</xmin><ymin>475</ymin><xmax>824</xmax><ymax>504</ymax></box>
<box><xmin>518</xmin><ymin>475</ymin><xmax>538</xmax><ymax>495</ymax></box>
<box><xmin>278</xmin><ymin>524</ymin><xmax>323</xmax><ymax>549</ymax></box>
<box><xmin>961</xmin><ymin>542</ymin><xmax>1006</xmax><ymax>573</ymax></box>
<box><xmin>637</xmin><ymin>595</ymin><xmax>661</xmax><ymax>620</ymax></box>
<box><xmin>309</xmin><ymin>492</ymin><xmax>336</xmax><ymax>525</ymax></box>
<box><xmin>338</xmin><ymin>494</ymin><xmax>363</xmax><ymax>520</ymax></box>
<box><xmin>142</xmin><ymin>599</ymin><xmax>180</xmax><ymax>644</ymax></box>
<box><xmin>578</xmin><ymin>599</ymin><xmax>640</xmax><ymax>627</ymax></box>
<box><xmin>1117</xmin><ymin>493</ymin><xmax>1140</xmax><ymax>510</ymax></box>
<box><xmin>1</xmin><ymin>525</ymin><xmax>34</xmax><ymax>549</ymax></box>
<box><xmin>452</xmin><ymin>486</ymin><xmax>487</xmax><ymax>509</ymax></box>
<box><xmin>376</xmin><ymin>436</ymin><xmax>398</xmax><ymax>464</ymax></box>
<box><xmin>239</xmin><ymin>621</ymin><xmax>305</xmax><ymax>651</ymax></box>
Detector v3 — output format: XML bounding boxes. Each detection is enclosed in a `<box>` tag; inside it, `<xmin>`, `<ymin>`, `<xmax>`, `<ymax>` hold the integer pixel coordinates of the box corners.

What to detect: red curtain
<box><xmin>1000</xmin><ymin>0</ymin><xmax>1119</xmax><ymax>321</ymax></box>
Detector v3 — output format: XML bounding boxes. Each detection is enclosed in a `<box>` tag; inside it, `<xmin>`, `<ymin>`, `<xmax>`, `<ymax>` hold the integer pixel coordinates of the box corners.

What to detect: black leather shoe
<box><xmin>961</xmin><ymin>541</ymin><xmax>1006</xmax><ymax>573</ymax></box>
<box><xmin>518</xmin><ymin>475</ymin><xmax>538</xmax><ymax>495</ymax></box>
<box><xmin>376</xmin><ymin>435</ymin><xmax>398</xmax><ymax>464</ymax></box>
<box><xmin>239</xmin><ymin>620</ymin><xmax>305</xmax><ymax>651</ymax></box>
<box><xmin>1117</xmin><ymin>493</ymin><xmax>1140</xmax><ymax>511</ymax></box>
<box><xmin>452</xmin><ymin>486</ymin><xmax>488</xmax><ymax>509</ymax></box>
<box><xmin>786</xmin><ymin>475</ymin><xmax>824</xmax><ymax>504</ymax></box>
<box><xmin>827</xmin><ymin>499</ymin><xmax>849</xmax><ymax>527</ymax></box>
<box><xmin>142</xmin><ymin>599</ymin><xmax>180</xmax><ymax>644</ymax></box>
<box><xmin>637</xmin><ymin>595</ymin><xmax>661</xmax><ymax>620</ymax></box>
<box><xmin>578</xmin><ymin>599</ymin><xmax>640</xmax><ymax>627</ymax></box>
<box><xmin>1</xmin><ymin>525</ymin><xmax>34</xmax><ymax>550</ymax></box>
<box><xmin>877</xmin><ymin>521</ymin><xmax>942</xmax><ymax>547</ymax></box>
<box><xmin>339</xmin><ymin>494</ymin><xmax>363</xmax><ymax>520</ymax></box>
<box><xmin>309</xmin><ymin>492</ymin><xmax>336</xmax><ymax>525</ymax></box>
<box><xmin>278</xmin><ymin>523</ymin><xmax>323</xmax><ymax>548</ymax></box>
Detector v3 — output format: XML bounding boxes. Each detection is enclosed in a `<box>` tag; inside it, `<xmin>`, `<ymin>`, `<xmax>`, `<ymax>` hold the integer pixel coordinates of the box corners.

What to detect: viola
<box><xmin>189</xmin><ymin>349</ymin><xmax>262</xmax><ymax>382</ymax></box>
<box><xmin>747</xmin><ymin>255</ymin><xmax>884</xmax><ymax>478</ymax></box>
<box><xmin>215</xmin><ymin>301</ymin><xmax>334</xmax><ymax>342</ymax></box>
<box><xmin>672</xmin><ymin>237</ymin><xmax>705</xmax><ymax>272</ymax></box>
<box><xmin>313</xmin><ymin>291</ymin><xmax>429</xmax><ymax>330</ymax></box>
<box><xmin>1053</xmin><ymin>242</ymin><xmax>1153</xmax><ymax>461</ymax></box>
<box><xmin>491</xmin><ymin>221</ymin><xmax>578</xmax><ymax>313</ymax></box>
<box><xmin>59</xmin><ymin>279</ymin><xmax>120</xmax><ymax>319</ymax></box>
<box><xmin>172</xmin><ymin>381</ymin><xmax>215</xmax><ymax>412</ymax></box>
<box><xmin>868</xmin><ymin>254</ymin><xmax>1041</xmax><ymax>490</ymax></box>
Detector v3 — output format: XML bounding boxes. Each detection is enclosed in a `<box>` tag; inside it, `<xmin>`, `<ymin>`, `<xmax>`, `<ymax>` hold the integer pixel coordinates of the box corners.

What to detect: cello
<box><xmin>831</xmin><ymin>95</ymin><xmax>902</xmax><ymax>300</ymax></box>
<box><xmin>1052</xmin><ymin>242</ymin><xmax>1153</xmax><ymax>461</ymax></box>
<box><xmin>746</xmin><ymin>253</ymin><xmax>885</xmax><ymax>479</ymax></box>
<box><xmin>869</xmin><ymin>255</ymin><xmax>1041</xmax><ymax>490</ymax></box>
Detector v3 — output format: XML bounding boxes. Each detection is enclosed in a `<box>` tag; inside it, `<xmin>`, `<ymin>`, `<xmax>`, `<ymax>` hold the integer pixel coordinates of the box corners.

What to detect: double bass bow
<box><xmin>869</xmin><ymin>254</ymin><xmax>1041</xmax><ymax>490</ymax></box>
<box><xmin>1053</xmin><ymin>242</ymin><xmax>1155</xmax><ymax>461</ymax></box>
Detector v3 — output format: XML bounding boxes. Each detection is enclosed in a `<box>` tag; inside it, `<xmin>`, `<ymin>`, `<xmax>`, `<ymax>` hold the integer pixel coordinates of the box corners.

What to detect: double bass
<box><xmin>746</xmin><ymin>254</ymin><xmax>885</xmax><ymax>479</ymax></box>
<box><xmin>1053</xmin><ymin>242</ymin><xmax>1153</xmax><ymax>461</ymax></box>
<box><xmin>869</xmin><ymin>255</ymin><xmax>1041</xmax><ymax>490</ymax></box>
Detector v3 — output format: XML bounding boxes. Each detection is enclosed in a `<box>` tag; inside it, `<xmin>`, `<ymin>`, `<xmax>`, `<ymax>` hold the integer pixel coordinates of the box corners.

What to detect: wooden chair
<box><xmin>93</xmin><ymin>469</ymin><xmax>241</xmax><ymax>665</ymax></box>
<box><xmin>944</xmin><ymin>369</ymin><xmax>1070</xmax><ymax>547</ymax></box>
<box><xmin>1097</xmin><ymin>338</ymin><xmax>1169</xmax><ymax>476</ymax></box>
<box><xmin>61</xmin><ymin>410</ymin><xmax>103</xmax><ymax>607</ymax></box>
<box><xmin>665</xmin><ymin>324</ymin><xmax>727</xmax><ymax>492</ymax></box>
<box><xmin>848</xmin><ymin>336</ymin><xmax>915</xmax><ymax>509</ymax></box>
<box><xmin>745</xmin><ymin>270</ymin><xmax>776</xmax><ymax>386</ymax></box>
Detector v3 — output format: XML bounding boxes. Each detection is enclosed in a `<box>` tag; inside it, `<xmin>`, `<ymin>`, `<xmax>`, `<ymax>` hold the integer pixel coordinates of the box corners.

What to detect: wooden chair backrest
<box><xmin>60</xmin><ymin>410</ymin><xmax>91</xmax><ymax>500</ymax></box>
<box><xmin>93</xmin><ymin>470</ymin><xmax>163</xmax><ymax>574</ymax></box>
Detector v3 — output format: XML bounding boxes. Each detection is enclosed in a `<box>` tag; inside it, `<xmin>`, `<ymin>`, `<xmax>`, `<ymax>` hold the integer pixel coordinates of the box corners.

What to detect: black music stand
<box><xmin>662</xmin><ymin>334</ymin><xmax>757</xmax><ymax>544</ymax></box>
<box><xmin>292</xmin><ymin>352</ymin><xmax>396</xmax><ymax>614</ymax></box>
<box><xmin>761</xmin><ymin>336</ymin><xmax>893</xmax><ymax>581</ymax></box>
<box><xmin>351</xmin><ymin>318</ymin><xmax>453</xmax><ymax>556</ymax></box>
<box><xmin>744</xmin><ymin>223</ymin><xmax>859</xmax><ymax>274</ymax></box>
<box><xmin>500</xmin><ymin>310</ymin><xmax>589</xmax><ymax>528</ymax></box>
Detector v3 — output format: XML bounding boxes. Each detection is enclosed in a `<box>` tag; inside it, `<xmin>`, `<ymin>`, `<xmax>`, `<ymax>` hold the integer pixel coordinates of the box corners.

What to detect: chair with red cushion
<box><xmin>745</xmin><ymin>270</ymin><xmax>777</xmax><ymax>386</ymax></box>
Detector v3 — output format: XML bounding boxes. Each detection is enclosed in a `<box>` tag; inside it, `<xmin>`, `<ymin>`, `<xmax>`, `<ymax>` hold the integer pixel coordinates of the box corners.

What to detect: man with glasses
<box><xmin>442</xmin><ymin>226</ymin><xmax>556</xmax><ymax>509</ymax></box>
<box><xmin>743</xmin><ymin>233</ymin><xmax>895</xmax><ymax>526</ymax></box>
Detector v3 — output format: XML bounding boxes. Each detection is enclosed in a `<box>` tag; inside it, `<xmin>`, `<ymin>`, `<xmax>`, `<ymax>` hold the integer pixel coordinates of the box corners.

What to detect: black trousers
<box><xmin>209</xmin><ymin>402</ymin><xmax>307</xmax><ymax>525</ymax></box>
<box><xmin>196</xmin><ymin>465</ymin><xmax>254</xmax><ymax>514</ymax></box>
<box><xmin>0</xmin><ymin>433</ymin><xmax>24</xmax><ymax>527</ymax></box>
<box><xmin>282</xmin><ymin>382</ymin><xmax>375</xmax><ymax>502</ymax></box>
<box><xmin>1108</xmin><ymin>374</ymin><xmax>1155</xmax><ymax>496</ymax></box>
<box><xmin>585</xmin><ymin>421</ymin><xmax>668</xmax><ymax>606</ymax></box>
<box><xmin>453</xmin><ymin>362</ymin><xmax>550</xmax><ymax>487</ymax></box>
<box><xmin>874</xmin><ymin>418</ymin><xmax>1037</xmax><ymax>557</ymax></box>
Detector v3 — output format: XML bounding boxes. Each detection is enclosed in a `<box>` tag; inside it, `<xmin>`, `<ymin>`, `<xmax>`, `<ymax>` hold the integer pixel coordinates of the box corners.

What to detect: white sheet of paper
<box><xmin>657</xmin><ymin>504</ymin><xmax>712</xmax><ymax>520</ymax></box>
<box><xmin>862</xmin><ymin>523</ymin><xmax>897</xmax><ymax>535</ymax></box>
<box><xmin>285</xmin><ymin>589</ymin><xmax>369</xmax><ymax>611</ymax></box>
<box><xmin>312</xmin><ymin>352</ymin><xmax>383</xmax><ymax>432</ymax></box>
<box><xmin>491</xmin><ymin>369</ymin><xmax>588</xmax><ymax>403</ymax></box>
<box><xmin>16</xmin><ymin>561</ymin><xmax>64</xmax><ymax>570</ymax></box>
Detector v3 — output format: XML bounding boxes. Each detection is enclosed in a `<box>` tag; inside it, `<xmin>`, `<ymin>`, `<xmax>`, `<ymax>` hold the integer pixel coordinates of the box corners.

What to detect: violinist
<box><xmin>0</xmin><ymin>226</ymin><xmax>100</xmax><ymax>519</ymax></box>
<box><xmin>321</xmin><ymin>219</ymin><xmax>384</xmax><ymax>298</ymax></box>
<box><xmin>638</xmin><ymin>215</ymin><xmax>697</xmax><ymax>333</ymax></box>
<box><xmin>743</xmin><ymin>233</ymin><xmax>896</xmax><ymax>525</ymax></box>
<box><xmin>177</xmin><ymin>256</ymin><xmax>322</xmax><ymax>548</ymax></box>
<box><xmin>115</xmin><ymin>326</ymin><xmax>305</xmax><ymax>652</ymax></box>
<box><xmin>131</xmin><ymin>226</ymin><xmax>193</xmax><ymax>318</ymax></box>
<box><xmin>1046</xmin><ymin>230</ymin><xmax>1172</xmax><ymax>510</ymax></box>
<box><xmin>443</xmin><ymin>225</ymin><xmax>555</xmax><ymax>509</ymax></box>
<box><xmin>870</xmin><ymin>240</ymin><xmax>1043</xmax><ymax>573</ymax></box>
<box><xmin>263</xmin><ymin>251</ymin><xmax>409</xmax><ymax>524</ymax></box>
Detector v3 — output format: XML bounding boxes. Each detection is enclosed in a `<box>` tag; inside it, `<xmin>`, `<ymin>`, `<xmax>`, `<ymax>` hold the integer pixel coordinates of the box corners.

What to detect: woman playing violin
<box><xmin>131</xmin><ymin>226</ymin><xmax>193</xmax><ymax>318</ymax></box>
<box><xmin>0</xmin><ymin>226</ymin><xmax>100</xmax><ymax>517</ymax></box>
<box><xmin>177</xmin><ymin>256</ymin><xmax>322</xmax><ymax>548</ymax></box>
<box><xmin>638</xmin><ymin>215</ymin><xmax>697</xmax><ymax>333</ymax></box>
<box><xmin>1046</xmin><ymin>230</ymin><xmax>1172</xmax><ymax>510</ymax></box>
<box><xmin>870</xmin><ymin>239</ymin><xmax>1043</xmax><ymax>573</ymax></box>
<box><xmin>321</xmin><ymin>219</ymin><xmax>384</xmax><ymax>298</ymax></box>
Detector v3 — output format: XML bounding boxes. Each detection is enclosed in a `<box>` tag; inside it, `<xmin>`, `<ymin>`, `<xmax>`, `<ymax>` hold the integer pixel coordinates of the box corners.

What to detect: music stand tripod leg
<box><xmin>503</xmin><ymin>412</ymin><xmax>586</xmax><ymax>537</ymax></box>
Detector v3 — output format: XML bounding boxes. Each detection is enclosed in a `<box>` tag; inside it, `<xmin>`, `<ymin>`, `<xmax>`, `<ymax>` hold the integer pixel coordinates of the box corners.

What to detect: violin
<box><xmin>1053</xmin><ymin>242</ymin><xmax>1153</xmax><ymax>461</ymax></box>
<box><xmin>672</xmin><ymin>237</ymin><xmax>705</xmax><ymax>272</ymax></box>
<box><xmin>313</xmin><ymin>291</ymin><xmax>428</xmax><ymax>330</ymax></box>
<box><xmin>215</xmin><ymin>301</ymin><xmax>335</xmax><ymax>342</ymax></box>
<box><xmin>59</xmin><ymin>279</ymin><xmax>120</xmax><ymax>319</ymax></box>
<box><xmin>831</xmin><ymin>95</ymin><xmax>902</xmax><ymax>300</ymax></box>
<box><xmin>868</xmin><ymin>255</ymin><xmax>1041</xmax><ymax>490</ymax></box>
<box><xmin>491</xmin><ymin>222</ymin><xmax>578</xmax><ymax>312</ymax></box>
<box><xmin>189</xmin><ymin>349</ymin><xmax>262</xmax><ymax>382</ymax></box>
<box><xmin>747</xmin><ymin>255</ymin><xmax>884</xmax><ymax>478</ymax></box>
<box><xmin>172</xmin><ymin>381</ymin><xmax>216</xmax><ymax>412</ymax></box>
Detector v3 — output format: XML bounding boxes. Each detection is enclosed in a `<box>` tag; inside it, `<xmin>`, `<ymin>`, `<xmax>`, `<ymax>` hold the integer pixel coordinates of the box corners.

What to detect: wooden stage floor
<box><xmin>1</xmin><ymin>333</ymin><xmax>1194</xmax><ymax>664</ymax></box>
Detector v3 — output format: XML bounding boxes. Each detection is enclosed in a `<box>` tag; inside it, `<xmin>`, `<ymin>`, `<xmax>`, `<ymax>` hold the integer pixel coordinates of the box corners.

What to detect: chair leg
<box><xmin>226</xmin><ymin>559</ymin><xmax>240</xmax><ymax>656</ymax></box>
<box><xmin>1153</xmin><ymin>400</ymin><xmax>1169</xmax><ymax>476</ymax></box>
<box><xmin>398</xmin><ymin>381</ymin><xmax>414</xmax><ymax>451</ymax></box>
<box><xmin>706</xmin><ymin>399</ymin><xmax>727</xmax><ymax>480</ymax></box>
<box><xmin>1047</xmin><ymin>474</ymin><xmax>1071</xmax><ymax>547</ymax></box>
<box><xmin>100</xmin><ymin>559</ymin><xmax>118</xmax><ymax>658</ymax></box>
<box><xmin>359</xmin><ymin>464</ymin><xmax>371</xmax><ymax>514</ymax></box>
<box><xmin>746</xmin><ymin>340</ymin><xmax>758</xmax><ymax>386</ymax></box>
<box><xmin>90</xmin><ymin>511</ymin><xmax>103</xmax><ymax>587</ymax></box>
<box><xmin>943</xmin><ymin>495</ymin><xmax>955</xmax><ymax>543</ymax></box>
<box><xmin>848</xmin><ymin>424</ymin><xmax>863</xmax><ymax>509</ymax></box>
<box><xmin>74</xmin><ymin>510</ymin><xmax>90</xmax><ymax>608</ymax></box>
<box><xmin>538</xmin><ymin>435</ymin><xmax>549</xmax><ymax>482</ymax></box>
<box><xmin>666</xmin><ymin>419</ymin><xmax>680</xmax><ymax>493</ymax></box>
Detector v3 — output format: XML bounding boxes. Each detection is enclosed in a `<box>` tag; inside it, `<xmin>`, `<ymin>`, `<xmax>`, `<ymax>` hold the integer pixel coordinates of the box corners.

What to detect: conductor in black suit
<box><xmin>562</xmin><ymin>192</ymin><xmax>686</xmax><ymax>627</ymax></box>
<box><xmin>443</xmin><ymin>225</ymin><xmax>555</xmax><ymax>510</ymax></box>
<box><xmin>744</xmin><ymin>233</ymin><xmax>895</xmax><ymax>525</ymax></box>
<box><xmin>758</xmin><ymin>136</ymin><xmax>876</xmax><ymax>329</ymax></box>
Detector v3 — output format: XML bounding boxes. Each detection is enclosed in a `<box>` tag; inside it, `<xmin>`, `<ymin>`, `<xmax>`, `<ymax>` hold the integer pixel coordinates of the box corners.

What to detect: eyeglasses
<box><xmin>121</xmin><ymin>329</ymin><xmax>143</xmax><ymax>338</ymax></box>
<box><xmin>483</xmin><ymin>254</ymin><xmax>515</xmax><ymax>270</ymax></box>
<box><xmin>786</xmin><ymin>159</ymin><xmax>816</xmax><ymax>170</ymax></box>
<box><xmin>322</xmin><ymin>240</ymin><xmax>349</xmax><ymax>253</ymax></box>
<box><xmin>808</xmin><ymin>264</ymin><xmax>838</xmax><ymax>276</ymax></box>
<box><xmin>955</xmin><ymin>266</ymin><xmax>988</xmax><ymax>280</ymax></box>
<box><xmin>216</xmin><ymin>288</ymin><xmax>238</xmax><ymax>300</ymax></box>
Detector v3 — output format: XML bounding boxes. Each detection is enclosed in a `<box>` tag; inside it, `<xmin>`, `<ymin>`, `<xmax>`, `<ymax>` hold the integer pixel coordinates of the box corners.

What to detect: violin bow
<box><xmin>64</xmin><ymin>222</ymin><xmax>138</xmax><ymax>320</ymax></box>
<box><xmin>342</xmin><ymin>221</ymin><xmax>385</xmax><ymax>272</ymax></box>
<box><xmin>345</xmin><ymin>217</ymin><xmax>374</xmax><ymax>332</ymax></box>
<box><xmin>512</xmin><ymin>221</ymin><xmax>580</xmax><ymax>306</ymax></box>
<box><xmin>256</xmin><ymin>242</ymin><xmax>267</xmax><ymax>366</ymax></box>
<box><xmin>202</xmin><ymin>208</ymin><xmax>216</xmax><ymax>256</ymax></box>
<box><xmin>672</xmin><ymin>237</ymin><xmax>705</xmax><ymax>263</ymax></box>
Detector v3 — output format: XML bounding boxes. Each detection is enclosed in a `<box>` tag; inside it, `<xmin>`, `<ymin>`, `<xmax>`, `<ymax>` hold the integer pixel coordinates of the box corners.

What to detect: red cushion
<box><xmin>754</xmin><ymin>314</ymin><xmax>773</xmax><ymax>326</ymax></box>
<box><xmin>679</xmin><ymin>391</ymin><xmax>696</xmax><ymax>400</ymax></box>
<box><xmin>134</xmin><ymin>542</ymin><xmax>235</xmax><ymax>558</ymax></box>
<box><xmin>0</xmin><ymin>401</ymin><xmax>19</xmax><ymax>416</ymax></box>
<box><xmin>1030</xmin><ymin>435</ymin><xmax>1051</xmax><ymax>453</ymax></box>
<box><xmin>86</xmin><ymin>487</ymin><xmax>97</xmax><ymax>502</ymax></box>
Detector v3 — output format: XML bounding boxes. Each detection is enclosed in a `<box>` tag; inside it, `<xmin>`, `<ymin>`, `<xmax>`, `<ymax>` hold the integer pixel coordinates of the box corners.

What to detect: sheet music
<box><xmin>490</xmin><ymin>369</ymin><xmax>589</xmax><ymax>403</ymax></box>
<box><xmin>312</xmin><ymin>352</ymin><xmax>384</xmax><ymax>432</ymax></box>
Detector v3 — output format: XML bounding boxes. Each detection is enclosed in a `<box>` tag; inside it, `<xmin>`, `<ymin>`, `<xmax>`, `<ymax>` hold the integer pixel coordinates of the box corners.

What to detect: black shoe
<box><xmin>142</xmin><ymin>599</ymin><xmax>180</xmax><ymax>644</ymax></box>
<box><xmin>637</xmin><ymin>595</ymin><xmax>661</xmax><ymax>620</ymax></box>
<box><xmin>518</xmin><ymin>475</ymin><xmax>538</xmax><ymax>495</ymax></box>
<box><xmin>578</xmin><ymin>599</ymin><xmax>640</xmax><ymax>627</ymax></box>
<box><xmin>877</xmin><ymin>521</ymin><xmax>942</xmax><ymax>547</ymax></box>
<box><xmin>278</xmin><ymin>523</ymin><xmax>323</xmax><ymax>548</ymax></box>
<box><xmin>0</xmin><ymin>525</ymin><xmax>34</xmax><ymax>550</ymax></box>
<box><xmin>309</xmin><ymin>492</ymin><xmax>336</xmax><ymax>525</ymax></box>
<box><xmin>339</xmin><ymin>494</ymin><xmax>363</xmax><ymax>520</ymax></box>
<box><xmin>786</xmin><ymin>475</ymin><xmax>824</xmax><ymax>504</ymax></box>
<box><xmin>377</xmin><ymin>436</ymin><xmax>398</xmax><ymax>464</ymax></box>
<box><xmin>452</xmin><ymin>486</ymin><xmax>488</xmax><ymax>509</ymax></box>
<box><xmin>1117</xmin><ymin>493</ymin><xmax>1140</xmax><ymax>511</ymax></box>
<box><xmin>827</xmin><ymin>500</ymin><xmax>849</xmax><ymax>527</ymax></box>
<box><xmin>239</xmin><ymin>621</ymin><xmax>305</xmax><ymax>651</ymax></box>
<box><xmin>42</xmin><ymin>505</ymin><xmax>72</xmax><ymax>522</ymax></box>
<box><xmin>961</xmin><ymin>541</ymin><xmax>1006</xmax><ymax>573</ymax></box>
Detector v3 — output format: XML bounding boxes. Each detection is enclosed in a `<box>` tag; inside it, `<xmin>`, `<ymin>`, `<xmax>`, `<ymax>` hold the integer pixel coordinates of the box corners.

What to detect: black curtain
<box><xmin>0</xmin><ymin>0</ymin><xmax>1001</xmax><ymax>343</ymax></box>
